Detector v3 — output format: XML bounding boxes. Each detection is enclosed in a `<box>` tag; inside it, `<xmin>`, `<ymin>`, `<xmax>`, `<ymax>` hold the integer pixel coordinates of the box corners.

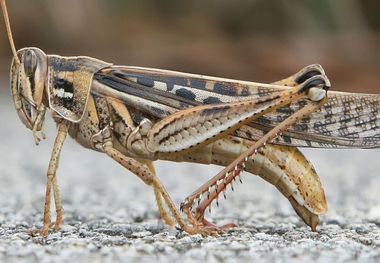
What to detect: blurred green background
<box><xmin>1</xmin><ymin>0</ymin><xmax>380</xmax><ymax>92</ymax></box>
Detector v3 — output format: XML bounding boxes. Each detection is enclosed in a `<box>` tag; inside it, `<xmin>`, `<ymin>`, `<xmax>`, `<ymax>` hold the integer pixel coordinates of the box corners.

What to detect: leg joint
<box><xmin>91</xmin><ymin>125</ymin><xmax>114</xmax><ymax>151</ymax></box>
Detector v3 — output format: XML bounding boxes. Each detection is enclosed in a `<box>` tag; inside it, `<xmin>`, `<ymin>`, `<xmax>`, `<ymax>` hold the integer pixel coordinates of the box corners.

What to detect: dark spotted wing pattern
<box><xmin>247</xmin><ymin>92</ymin><xmax>380</xmax><ymax>148</ymax></box>
<box><xmin>94</xmin><ymin>66</ymin><xmax>380</xmax><ymax>148</ymax></box>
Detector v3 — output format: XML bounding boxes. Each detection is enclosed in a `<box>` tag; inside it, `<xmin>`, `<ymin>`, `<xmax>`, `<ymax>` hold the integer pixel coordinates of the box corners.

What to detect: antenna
<box><xmin>1</xmin><ymin>0</ymin><xmax>20</xmax><ymax>64</ymax></box>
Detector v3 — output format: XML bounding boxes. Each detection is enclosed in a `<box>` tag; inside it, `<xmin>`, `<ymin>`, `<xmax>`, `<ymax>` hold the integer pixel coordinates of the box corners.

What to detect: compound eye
<box><xmin>23</xmin><ymin>50</ymin><xmax>37</xmax><ymax>77</ymax></box>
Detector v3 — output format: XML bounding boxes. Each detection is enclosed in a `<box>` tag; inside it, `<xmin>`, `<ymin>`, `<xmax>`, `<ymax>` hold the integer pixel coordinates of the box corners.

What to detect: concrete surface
<box><xmin>1</xmin><ymin>90</ymin><xmax>380</xmax><ymax>263</ymax></box>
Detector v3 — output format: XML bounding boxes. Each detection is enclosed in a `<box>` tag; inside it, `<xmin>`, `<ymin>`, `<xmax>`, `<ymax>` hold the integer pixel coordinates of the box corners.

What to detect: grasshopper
<box><xmin>2</xmin><ymin>1</ymin><xmax>379</xmax><ymax>237</ymax></box>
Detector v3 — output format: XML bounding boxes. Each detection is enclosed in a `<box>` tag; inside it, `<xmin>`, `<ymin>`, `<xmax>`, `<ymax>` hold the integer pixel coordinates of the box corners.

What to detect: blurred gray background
<box><xmin>1</xmin><ymin>0</ymin><xmax>380</xmax><ymax>92</ymax></box>
<box><xmin>1</xmin><ymin>1</ymin><xmax>380</xmax><ymax>262</ymax></box>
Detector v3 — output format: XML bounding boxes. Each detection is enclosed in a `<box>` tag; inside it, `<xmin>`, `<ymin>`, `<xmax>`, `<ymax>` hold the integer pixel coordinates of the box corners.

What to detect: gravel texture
<box><xmin>1</xmin><ymin>90</ymin><xmax>380</xmax><ymax>263</ymax></box>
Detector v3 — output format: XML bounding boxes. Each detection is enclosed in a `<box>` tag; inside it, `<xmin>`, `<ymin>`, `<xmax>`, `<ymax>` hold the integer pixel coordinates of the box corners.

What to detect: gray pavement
<box><xmin>1</xmin><ymin>89</ymin><xmax>380</xmax><ymax>263</ymax></box>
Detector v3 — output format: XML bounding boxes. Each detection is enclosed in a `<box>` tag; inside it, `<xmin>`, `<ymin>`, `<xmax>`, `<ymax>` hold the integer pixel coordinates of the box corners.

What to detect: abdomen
<box><xmin>164</xmin><ymin>136</ymin><xmax>327</xmax><ymax>230</ymax></box>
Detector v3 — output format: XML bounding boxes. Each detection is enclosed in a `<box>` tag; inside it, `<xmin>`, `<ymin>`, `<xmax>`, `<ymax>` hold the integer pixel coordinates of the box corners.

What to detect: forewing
<box><xmin>94</xmin><ymin>66</ymin><xmax>380</xmax><ymax>148</ymax></box>
<box><xmin>241</xmin><ymin>91</ymin><xmax>380</xmax><ymax>148</ymax></box>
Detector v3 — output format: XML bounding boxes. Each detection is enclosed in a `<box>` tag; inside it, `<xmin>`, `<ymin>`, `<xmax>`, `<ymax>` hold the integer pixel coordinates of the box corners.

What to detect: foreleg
<box><xmin>31</xmin><ymin>122</ymin><xmax>68</xmax><ymax>236</ymax></box>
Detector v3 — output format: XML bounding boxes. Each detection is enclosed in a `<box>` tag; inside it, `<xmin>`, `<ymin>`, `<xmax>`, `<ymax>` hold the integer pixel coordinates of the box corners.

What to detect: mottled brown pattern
<box><xmin>251</xmin><ymin>92</ymin><xmax>380</xmax><ymax>148</ymax></box>
<box><xmin>101</xmin><ymin>66</ymin><xmax>380</xmax><ymax>149</ymax></box>
<box><xmin>47</xmin><ymin>55</ymin><xmax>110</xmax><ymax>122</ymax></box>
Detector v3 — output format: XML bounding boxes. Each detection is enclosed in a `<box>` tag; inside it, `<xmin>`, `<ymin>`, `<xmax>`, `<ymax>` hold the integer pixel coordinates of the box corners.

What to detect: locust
<box><xmin>2</xmin><ymin>1</ymin><xmax>380</xmax><ymax>237</ymax></box>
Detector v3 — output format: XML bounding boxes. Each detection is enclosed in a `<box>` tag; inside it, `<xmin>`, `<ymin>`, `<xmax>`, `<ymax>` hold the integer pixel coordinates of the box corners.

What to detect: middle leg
<box><xmin>93</xmin><ymin>125</ymin><xmax>220</xmax><ymax>235</ymax></box>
